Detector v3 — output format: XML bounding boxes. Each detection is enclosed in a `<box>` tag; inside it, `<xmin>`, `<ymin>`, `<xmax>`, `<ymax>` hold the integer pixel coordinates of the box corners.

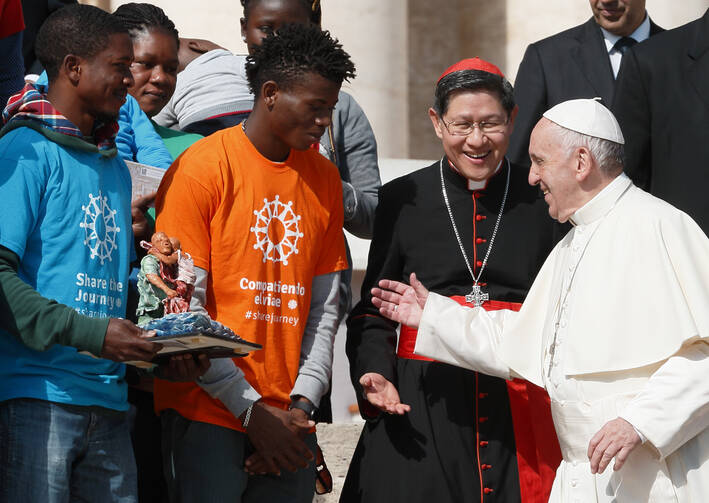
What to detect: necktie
<box><xmin>613</xmin><ymin>36</ymin><xmax>637</xmax><ymax>55</ymax></box>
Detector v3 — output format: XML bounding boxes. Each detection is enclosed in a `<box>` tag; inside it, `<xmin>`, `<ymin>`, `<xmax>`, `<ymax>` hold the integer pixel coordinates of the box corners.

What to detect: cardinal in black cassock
<box><xmin>342</xmin><ymin>58</ymin><xmax>565</xmax><ymax>503</ymax></box>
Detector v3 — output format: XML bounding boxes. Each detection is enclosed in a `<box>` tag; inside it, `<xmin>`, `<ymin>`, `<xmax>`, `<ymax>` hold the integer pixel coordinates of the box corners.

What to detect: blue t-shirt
<box><xmin>0</xmin><ymin>127</ymin><xmax>133</xmax><ymax>411</ymax></box>
<box><xmin>117</xmin><ymin>94</ymin><xmax>173</xmax><ymax>170</ymax></box>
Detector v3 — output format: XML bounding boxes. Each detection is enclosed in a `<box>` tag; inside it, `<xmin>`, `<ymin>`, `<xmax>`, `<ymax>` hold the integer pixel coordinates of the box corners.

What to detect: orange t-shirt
<box><xmin>153</xmin><ymin>126</ymin><xmax>348</xmax><ymax>431</ymax></box>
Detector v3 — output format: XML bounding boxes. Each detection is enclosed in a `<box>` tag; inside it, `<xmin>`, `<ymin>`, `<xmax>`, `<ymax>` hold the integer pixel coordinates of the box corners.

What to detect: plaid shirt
<box><xmin>2</xmin><ymin>83</ymin><xmax>118</xmax><ymax>151</ymax></box>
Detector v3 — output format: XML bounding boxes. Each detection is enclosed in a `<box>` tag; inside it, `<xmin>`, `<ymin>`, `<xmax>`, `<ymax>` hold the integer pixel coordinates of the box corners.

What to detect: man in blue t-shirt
<box><xmin>0</xmin><ymin>5</ymin><xmax>206</xmax><ymax>502</ymax></box>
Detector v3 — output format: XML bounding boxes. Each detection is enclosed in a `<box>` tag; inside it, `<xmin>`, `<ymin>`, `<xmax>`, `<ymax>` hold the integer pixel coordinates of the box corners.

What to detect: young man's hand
<box><xmin>244</xmin><ymin>401</ymin><xmax>315</xmax><ymax>475</ymax></box>
<box><xmin>155</xmin><ymin>353</ymin><xmax>211</xmax><ymax>381</ymax></box>
<box><xmin>101</xmin><ymin>318</ymin><xmax>162</xmax><ymax>362</ymax></box>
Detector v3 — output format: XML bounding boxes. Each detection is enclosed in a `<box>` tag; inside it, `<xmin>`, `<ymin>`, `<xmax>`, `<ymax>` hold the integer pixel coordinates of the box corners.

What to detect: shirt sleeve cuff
<box><xmin>618</xmin><ymin>413</ymin><xmax>647</xmax><ymax>444</ymax></box>
<box><xmin>291</xmin><ymin>373</ymin><xmax>326</xmax><ymax>408</ymax></box>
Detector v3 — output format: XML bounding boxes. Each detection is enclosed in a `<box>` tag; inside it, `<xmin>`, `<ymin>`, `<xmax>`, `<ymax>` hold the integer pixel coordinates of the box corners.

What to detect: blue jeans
<box><xmin>161</xmin><ymin>409</ymin><xmax>317</xmax><ymax>503</ymax></box>
<box><xmin>0</xmin><ymin>398</ymin><xmax>138</xmax><ymax>503</ymax></box>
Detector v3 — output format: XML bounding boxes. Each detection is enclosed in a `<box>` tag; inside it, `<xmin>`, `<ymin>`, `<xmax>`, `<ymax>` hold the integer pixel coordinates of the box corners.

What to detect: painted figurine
<box><xmin>136</xmin><ymin>232</ymin><xmax>194</xmax><ymax>324</ymax></box>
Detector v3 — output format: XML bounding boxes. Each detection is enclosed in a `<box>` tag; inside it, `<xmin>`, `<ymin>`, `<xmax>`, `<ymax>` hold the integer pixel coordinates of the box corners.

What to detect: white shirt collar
<box><xmin>569</xmin><ymin>172</ymin><xmax>632</xmax><ymax>226</ymax></box>
<box><xmin>601</xmin><ymin>13</ymin><xmax>651</xmax><ymax>53</ymax></box>
<box><xmin>466</xmin><ymin>159</ymin><xmax>503</xmax><ymax>191</ymax></box>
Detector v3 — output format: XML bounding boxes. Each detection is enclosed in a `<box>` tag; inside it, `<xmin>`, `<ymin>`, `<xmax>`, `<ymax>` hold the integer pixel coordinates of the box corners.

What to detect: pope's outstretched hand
<box><xmin>371</xmin><ymin>272</ymin><xmax>430</xmax><ymax>328</ymax></box>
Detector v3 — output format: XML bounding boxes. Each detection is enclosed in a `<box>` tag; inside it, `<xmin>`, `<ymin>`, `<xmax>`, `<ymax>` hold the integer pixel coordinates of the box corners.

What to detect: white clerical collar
<box><xmin>453</xmin><ymin>159</ymin><xmax>503</xmax><ymax>191</ymax></box>
<box><xmin>601</xmin><ymin>13</ymin><xmax>651</xmax><ymax>52</ymax></box>
<box><xmin>569</xmin><ymin>172</ymin><xmax>632</xmax><ymax>226</ymax></box>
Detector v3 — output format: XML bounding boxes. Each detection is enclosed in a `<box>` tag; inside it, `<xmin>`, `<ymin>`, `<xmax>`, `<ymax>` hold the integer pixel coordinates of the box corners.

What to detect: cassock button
<box><xmin>476</xmin><ymin>260</ymin><xmax>483</xmax><ymax>267</ymax></box>
<box><xmin>483</xmin><ymin>488</ymin><xmax>494</xmax><ymax>494</ymax></box>
<box><xmin>476</xmin><ymin>214</ymin><xmax>487</xmax><ymax>221</ymax></box>
<box><xmin>479</xmin><ymin>392</ymin><xmax>488</xmax><ymax>399</ymax></box>
<box><xmin>474</xmin><ymin>192</ymin><xmax>483</xmax><ymax>199</ymax></box>
<box><xmin>475</xmin><ymin>238</ymin><xmax>486</xmax><ymax>244</ymax></box>
<box><xmin>479</xmin><ymin>416</ymin><xmax>489</xmax><ymax>423</ymax></box>
<box><xmin>481</xmin><ymin>464</ymin><xmax>492</xmax><ymax>470</ymax></box>
<box><xmin>480</xmin><ymin>440</ymin><xmax>489</xmax><ymax>447</ymax></box>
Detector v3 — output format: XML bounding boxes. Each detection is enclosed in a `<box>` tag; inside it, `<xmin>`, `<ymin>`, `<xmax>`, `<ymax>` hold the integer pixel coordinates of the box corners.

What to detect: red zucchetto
<box><xmin>437</xmin><ymin>57</ymin><xmax>505</xmax><ymax>82</ymax></box>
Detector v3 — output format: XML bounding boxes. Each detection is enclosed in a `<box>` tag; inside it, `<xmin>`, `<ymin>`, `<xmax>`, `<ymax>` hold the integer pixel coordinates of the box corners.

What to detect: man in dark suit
<box><xmin>613</xmin><ymin>8</ymin><xmax>709</xmax><ymax>233</ymax></box>
<box><xmin>508</xmin><ymin>0</ymin><xmax>663</xmax><ymax>167</ymax></box>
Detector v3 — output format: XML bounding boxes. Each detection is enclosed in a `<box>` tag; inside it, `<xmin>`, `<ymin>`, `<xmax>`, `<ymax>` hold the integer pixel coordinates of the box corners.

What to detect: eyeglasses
<box><xmin>443</xmin><ymin>118</ymin><xmax>509</xmax><ymax>136</ymax></box>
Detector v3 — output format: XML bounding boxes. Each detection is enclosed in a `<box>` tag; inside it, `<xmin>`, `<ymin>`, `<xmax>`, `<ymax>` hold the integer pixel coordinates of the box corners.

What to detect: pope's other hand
<box><xmin>587</xmin><ymin>417</ymin><xmax>642</xmax><ymax>474</ymax></box>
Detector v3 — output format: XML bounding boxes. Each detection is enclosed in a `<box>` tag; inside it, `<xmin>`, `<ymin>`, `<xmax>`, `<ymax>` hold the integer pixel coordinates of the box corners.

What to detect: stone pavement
<box><xmin>313</xmin><ymin>422</ymin><xmax>363</xmax><ymax>502</ymax></box>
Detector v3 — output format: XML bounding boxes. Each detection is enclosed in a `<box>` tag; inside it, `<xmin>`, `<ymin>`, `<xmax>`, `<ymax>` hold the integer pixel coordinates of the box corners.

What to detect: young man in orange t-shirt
<box><xmin>154</xmin><ymin>24</ymin><xmax>355</xmax><ymax>502</ymax></box>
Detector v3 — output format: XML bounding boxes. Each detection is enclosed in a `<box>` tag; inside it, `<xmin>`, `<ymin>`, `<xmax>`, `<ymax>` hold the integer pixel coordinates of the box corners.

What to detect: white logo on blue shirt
<box><xmin>80</xmin><ymin>190</ymin><xmax>122</xmax><ymax>265</ymax></box>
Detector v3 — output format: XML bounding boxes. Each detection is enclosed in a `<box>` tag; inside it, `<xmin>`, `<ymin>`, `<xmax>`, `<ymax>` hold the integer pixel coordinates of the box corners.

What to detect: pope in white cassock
<box><xmin>371</xmin><ymin>99</ymin><xmax>709</xmax><ymax>502</ymax></box>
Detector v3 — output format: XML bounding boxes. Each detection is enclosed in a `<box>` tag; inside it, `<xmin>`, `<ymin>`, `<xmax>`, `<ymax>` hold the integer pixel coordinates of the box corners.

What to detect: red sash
<box><xmin>396</xmin><ymin>295</ymin><xmax>561</xmax><ymax>503</ymax></box>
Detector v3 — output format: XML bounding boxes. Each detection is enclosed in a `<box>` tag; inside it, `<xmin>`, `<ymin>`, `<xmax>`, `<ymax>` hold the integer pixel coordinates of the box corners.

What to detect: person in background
<box><xmin>115</xmin><ymin>3</ymin><xmax>202</xmax><ymax>160</ymax></box>
<box><xmin>508</xmin><ymin>0</ymin><xmax>663</xmax><ymax>168</ymax></box>
<box><xmin>152</xmin><ymin>37</ymin><xmax>252</xmax><ymax>135</ymax></box>
<box><xmin>613</xmin><ymin>8</ymin><xmax>709</xmax><ymax>233</ymax></box>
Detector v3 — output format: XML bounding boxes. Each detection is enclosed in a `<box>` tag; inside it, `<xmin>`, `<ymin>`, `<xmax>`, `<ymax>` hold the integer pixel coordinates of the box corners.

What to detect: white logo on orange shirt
<box><xmin>250</xmin><ymin>195</ymin><xmax>304</xmax><ymax>265</ymax></box>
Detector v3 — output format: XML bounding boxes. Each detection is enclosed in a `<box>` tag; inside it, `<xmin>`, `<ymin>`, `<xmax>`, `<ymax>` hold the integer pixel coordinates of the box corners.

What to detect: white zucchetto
<box><xmin>543</xmin><ymin>98</ymin><xmax>625</xmax><ymax>144</ymax></box>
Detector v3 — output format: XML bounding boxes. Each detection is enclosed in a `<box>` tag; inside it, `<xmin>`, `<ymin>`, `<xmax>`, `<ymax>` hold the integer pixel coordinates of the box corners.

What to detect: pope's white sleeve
<box><xmin>191</xmin><ymin>266</ymin><xmax>261</xmax><ymax>418</ymax></box>
<box><xmin>620</xmin><ymin>340</ymin><xmax>709</xmax><ymax>460</ymax></box>
<box><xmin>414</xmin><ymin>292</ymin><xmax>516</xmax><ymax>380</ymax></box>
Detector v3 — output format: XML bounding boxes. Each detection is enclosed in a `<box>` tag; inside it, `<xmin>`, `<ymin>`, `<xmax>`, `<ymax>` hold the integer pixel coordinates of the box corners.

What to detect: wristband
<box><xmin>242</xmin><ymin>403</ymin><xmax>254</xmax><ymax>428</ymax></box>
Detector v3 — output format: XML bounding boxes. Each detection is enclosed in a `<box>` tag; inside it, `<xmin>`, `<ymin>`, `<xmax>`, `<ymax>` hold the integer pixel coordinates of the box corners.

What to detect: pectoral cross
<box><xmin>466</xmin><ymin>284</ymin><xmax>489</xmax><ymax>307</ymax></box>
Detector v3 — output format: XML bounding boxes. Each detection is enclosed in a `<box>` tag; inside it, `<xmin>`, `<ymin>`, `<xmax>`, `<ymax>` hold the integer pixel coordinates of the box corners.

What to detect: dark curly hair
<box><xmin>434</xmin><ymin>70</ymin><xmax>516</xmax><ymax>117</ymax></box>
<box><xmin>241</xmin><ymin>0</ymin><xmax>321</xmax><ymax>25</ymax></box>
<box><xmin>36</xmin><ymin>4</ymin><xmax>128</xmax><ymax>81</ymax></box>
<box><xmin>245</xmin><ymin>23</ymin><xmax>355</xmax><ymax>97</ymax></box>
<box><xmin>113</xmin><ymin>3</ymin><xmax>179</xmax><ymax>46</ymax></box>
